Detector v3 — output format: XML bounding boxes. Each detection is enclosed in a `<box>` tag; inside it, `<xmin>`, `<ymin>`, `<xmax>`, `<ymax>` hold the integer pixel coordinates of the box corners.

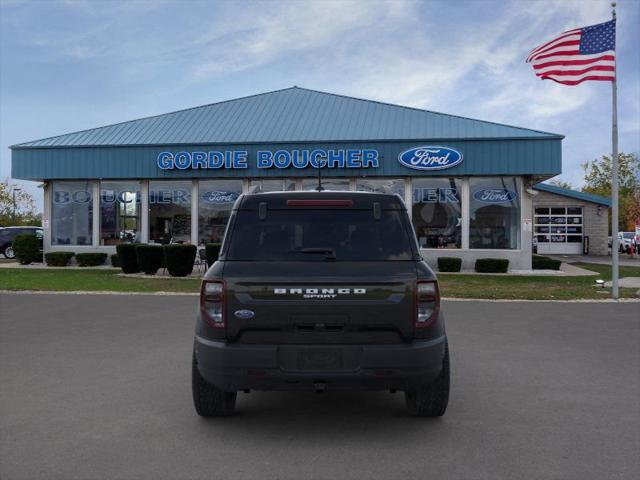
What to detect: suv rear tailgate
<box><xmin>223</xmin><ymin>261</ymin><xmax>416</xmax><ymax>344</ymax></box>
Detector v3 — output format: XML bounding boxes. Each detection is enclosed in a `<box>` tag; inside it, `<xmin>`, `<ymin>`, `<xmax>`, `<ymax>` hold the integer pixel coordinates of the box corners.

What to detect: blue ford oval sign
<box><xmin>234</xmin><ymin>309</ymin><xmax>255</xmax><ymax>319</ymax></box>
<box><xmin>473</xmin><ymin>188</ymin><xmax>518</xmax><ymax>203</ymax></box>
<box><xmin>398</xmin><ymin>146</ymin><xmax>463</xmax><ymax>171</ymax></box>
<box><xmin>200</xmin><ymin>191</ymin><xmax>240</xmax><ymax>204</ymax></box>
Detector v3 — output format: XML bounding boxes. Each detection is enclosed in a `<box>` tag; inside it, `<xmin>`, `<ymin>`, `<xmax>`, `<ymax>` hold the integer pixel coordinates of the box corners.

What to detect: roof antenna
<box><xmin>316</xmin><ymin>160</ymin><xmax>324</xmax><ymax>191</ymax></box>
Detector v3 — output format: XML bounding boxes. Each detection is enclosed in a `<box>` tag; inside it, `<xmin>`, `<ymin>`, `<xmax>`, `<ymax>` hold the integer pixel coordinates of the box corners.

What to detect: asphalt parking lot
<box><xmin>1</xmin><ymin>294</ymin><xmax>638</xmax><ymax>480</ymax></box>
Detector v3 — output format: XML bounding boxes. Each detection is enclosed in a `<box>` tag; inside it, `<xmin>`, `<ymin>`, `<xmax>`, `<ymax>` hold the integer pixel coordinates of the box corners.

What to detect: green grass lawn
<box><xmin>0</xmin><ymin>268</ymin><xmax>200</xmax><ymax>293</ymax></box>
<box><xmin>0</xmin><ymin>262</ymin><xmax>638</xmax><ymax>299</ymax></box>
<box><xmin>438</xmin><ymin>262</ymin><xmax>640</xmax><ymax>300</ymax></box>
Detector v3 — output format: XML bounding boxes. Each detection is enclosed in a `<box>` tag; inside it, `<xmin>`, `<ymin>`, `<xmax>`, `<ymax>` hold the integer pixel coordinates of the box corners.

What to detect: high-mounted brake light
<box><xmin>415</xmin><ymin>280</ymin><xmax>440</xmax><ymax>328</ymax></box>
<box><xmin>200</xmin><ymin>280</ymin><xmax>225</xmax><ymax>328</ymax></box>
<box><xmin>286</xmin><ymin>199</ymin><xmax>354</xmax><ymax>207</ymax></box>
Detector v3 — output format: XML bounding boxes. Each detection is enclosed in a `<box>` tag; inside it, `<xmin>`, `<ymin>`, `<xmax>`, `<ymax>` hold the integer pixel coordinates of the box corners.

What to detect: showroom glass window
<box><xmin>301</xmin><ymin>178</ymin><xmax>350</xmax><ymax>191</ymax></box>
<box><xmin>248</xmin><ymin>179</ymin><xmax>296</xmax><ymax>193</ymax></box>
<box><xmin>411</xmin><ymin>178</ymin><xmax>462</xmax><ymax>249</ymax></box>
<box><xmin>198</xmin><ymin>179</ymin><xmax>243</xmax><ymax>245</ymax></box>
<box><xmin>469</xmin><ymin>177</ymin><xmax>520</xmax><ymax>249</ymax></box>
<box><xmin>356</xmin><ymin>178</ymin><xmax>405</xmax><ymax>198</ymax></box>
<box><xmin>149</xmin><ymin>181</ymin><xmax>192</xmax><ymax>244</ymax></box>
<box><xmin>51</xmin><ymin>181</ymin><xmax>93</xmax><ymax>245</ymax></box>
<box><xmin>100</xmin><ymin>181</ymin><xmax>141</xmax><ymax>245</ymax></box>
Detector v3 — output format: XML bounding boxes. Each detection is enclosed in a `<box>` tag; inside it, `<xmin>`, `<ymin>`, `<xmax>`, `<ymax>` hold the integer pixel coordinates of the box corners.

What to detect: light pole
<box><xmin>12</xmin><ymin>188</ymin><xmax>22</xmax><ymax>224</ymax></box>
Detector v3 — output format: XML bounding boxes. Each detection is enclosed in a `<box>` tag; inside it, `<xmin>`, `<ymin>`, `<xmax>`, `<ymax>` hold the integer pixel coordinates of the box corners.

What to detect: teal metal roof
<box><xmin>12</xmin><ymin>86</ymin><xmax>562</xmax><ymax>148</ymax></box>
<box><xmin>533</xmin><ymin>183</ymin><xmax>611</xmax><ymax>207</ymax></box>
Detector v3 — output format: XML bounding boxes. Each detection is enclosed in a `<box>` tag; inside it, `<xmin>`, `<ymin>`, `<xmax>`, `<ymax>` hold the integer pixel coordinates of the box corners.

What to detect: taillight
<box><xmin>415</xmin><ymin>280</ymin><xmax>440</xmax><ymax>328</ymax></box>
<box><xmin>200</xmin><ymin>280</ymin><xmax>225</xmax><ymax>328</ymax></box>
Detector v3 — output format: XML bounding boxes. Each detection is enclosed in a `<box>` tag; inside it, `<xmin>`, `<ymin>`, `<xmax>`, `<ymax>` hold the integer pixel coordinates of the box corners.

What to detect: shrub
<box><xmin>205</xmin><ymin>243</ymin><xmax>221</xmax><ymax>267</ymax></box>
<box><xmin>135</xmin><ymin>245</ymin><xmax>164</xmax><ymax>275</ymax></box>
<box><xmin>532</xmin><ymin>255</ymin><xmax>561</xmax><ymax>270</ymax></box>
<box><xmin>163</xmin><ymin>244</ymin><xmax>197</xmax><ymax>277</ymax></box>
<box><xmin>475</xmin><ymin>258</ymin><xmax>509</xmax><ymax>273</ymax></box>
<box><xmin>116</xmin><ymin>244</ymin><xmax>139</xmax><ymax>274</ymax></box>
<box><xmin>437</xmin><ymin>257</ymin><xmax>462</xmax><ymax>272</ymax></box>
<box><xmin>110</xmin><ymin>254</ymin><xmax>121</xmax><ymax>268</ymax></box>
<box><xmin>13</xmin><ymin>234</ymin><xmax>41</xmax><ymax>265</ymax></box>
<box><xmin>75</xmin><ymin>253</ymin><xmax>107</xmax><ymax>267</ymax></box>
<box><xmin>45</xmin><ymin>252</ymin><xmax>75</xmax><ymax>267</ymax></box>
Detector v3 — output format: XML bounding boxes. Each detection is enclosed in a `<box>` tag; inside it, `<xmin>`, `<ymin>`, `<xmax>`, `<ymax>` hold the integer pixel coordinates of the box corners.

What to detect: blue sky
<box><xmin>1</xmin><ymin>0</ymin><xmax>638</xmax><ymax>210</ymax></box>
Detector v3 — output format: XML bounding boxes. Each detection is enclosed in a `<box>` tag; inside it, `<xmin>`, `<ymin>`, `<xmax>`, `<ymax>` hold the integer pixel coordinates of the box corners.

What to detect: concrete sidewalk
<box><xmin>548</xmin><ymin>254</ymin><xmax>640</xmax><ymax>267</ymax></box>
<box><xmin>0</xmin><ymin>261</ymin><xmax>118</xmax><ymax>270</ymax></box>
<box><xmin>1</xmin><ymin>260</ymin><xmax>597</xmax><ymax>276</ymax></box>
<box><xmin>0</xmin><ymin>261</ymin><xmax>205</xmax><ymax>277</ymax></box>
<box><xmin>439</xmin><ymin>263</ymin><xmax>597</xmax><ymax>276</ymax></box>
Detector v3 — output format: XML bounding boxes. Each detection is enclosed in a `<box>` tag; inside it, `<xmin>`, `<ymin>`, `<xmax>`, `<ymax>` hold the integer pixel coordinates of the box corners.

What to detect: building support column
<box><xmin>140</xmin><ymin>181</ymin><xmax>149</xmax><ymax>243</ymax></box>
<box><xmin>43</xmin><ymin>182</ymin><xmax>52</xmax><ymax>252</ymax></box>
<box><xmin>461</xmin><ymin>178</ymin><xmax>470</xmax><ymax>250</ymax></box>
<box><xmin>520</xmin><ymin>178</ymin><xmax>533</xmax><ymax>269</ymax></box>
<box><xmin>92</xmin><ymin>181</ymin><xmax>100</xmax><ymax>247</ymax></box>
<box><xmin>191</xmin><ymin>180</ymin><xmax>199</xmax><ymax>245</ymax></box>
<box><xmin>404</xmin><ymin>178</ymin><xmax>412</xmax><ymax>219</ymax></box>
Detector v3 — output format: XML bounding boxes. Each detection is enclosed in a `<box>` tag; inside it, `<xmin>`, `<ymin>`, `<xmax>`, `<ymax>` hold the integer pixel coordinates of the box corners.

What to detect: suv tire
<box><xmin>192</xmin><ymin>351</ymin><xmax>237</xmax><ymax>417</ymax></box>
<box><xmin>3</xmin><ymin>245</ymin><xmax>15</xmax><ymax>259</ymax></box>
<box><xmin>405</xmin><ymin>341</ymin><xmax>450</xmax><ymax>417</ymax></box>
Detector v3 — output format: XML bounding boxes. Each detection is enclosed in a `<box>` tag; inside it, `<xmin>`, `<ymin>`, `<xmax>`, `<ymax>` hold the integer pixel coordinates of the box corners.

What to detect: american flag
<box><xmin>526</xmin><ymin>19</ymin><xmax>616</xmax><ymax>85</ymax></box>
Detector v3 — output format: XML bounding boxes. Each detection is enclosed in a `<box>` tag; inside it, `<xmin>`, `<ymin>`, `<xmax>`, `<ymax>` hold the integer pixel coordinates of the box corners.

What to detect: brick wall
<box><xmin>532</xmin><ymin>191</ymin><xmax>609</xmax><ymax>255</ymax></box>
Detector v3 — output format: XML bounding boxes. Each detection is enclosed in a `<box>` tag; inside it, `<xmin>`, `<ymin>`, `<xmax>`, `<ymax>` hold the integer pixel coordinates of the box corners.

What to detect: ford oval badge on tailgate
<box><xmin>398</xmin><ymin>146</ymin><xmax>463</xmax><ymax>171</ymax></box>
<box><xmin>234</xmin><ymin>310</ymin><xmax>255</xmax><ymax>319</ymax></box>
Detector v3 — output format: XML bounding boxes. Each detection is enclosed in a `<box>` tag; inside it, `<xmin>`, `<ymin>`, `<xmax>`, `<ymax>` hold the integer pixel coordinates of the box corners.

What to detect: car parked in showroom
<box><xmin>0</xmin><ymin>226</ymin><xmax>43</xmax><ymax>259</ymax></box>
<box><xmin>192</xmin><ymin>191</ymin><xmax>450</xmax><ymax>417</ymax></box>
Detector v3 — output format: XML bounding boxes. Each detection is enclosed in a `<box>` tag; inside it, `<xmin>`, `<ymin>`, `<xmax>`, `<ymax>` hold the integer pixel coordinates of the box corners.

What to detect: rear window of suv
<box><xmin>226</xmin><ymin>209</ymin><xmax>416</xmax><ymax>261</ymax></box>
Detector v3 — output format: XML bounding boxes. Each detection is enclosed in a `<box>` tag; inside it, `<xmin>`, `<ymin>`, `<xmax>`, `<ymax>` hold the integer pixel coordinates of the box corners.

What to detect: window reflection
<box><xmin>469</xmin><ymin>177</ymin><xmax>520</xmax><ymax>249</ymax></box>
<box><xmin>356</xmin><ymin>178</ymin><xmax>405</xmax><ymax>198</ymax></box>
<box><xmin>301</xmin><ymin>178</ymin><xmax>349</xmax><ymax>191</ymax></box>
<box><xmin>51</xmin><ymin>181</ymin><xmax>93</xmax><ymax>245</ymax></box>
<box><xmin>198</xmin><ymin>180</ymin><xmax>243</xmax><ymax>245</ymax></box>
<box><xmin>100</xmin><ymin>181</ymin><xmax>141</xmax><ymax>245</ymax></box>
<box><xmin>149</xmin><ymin>181</ymin><xmax>192</xmax><ymax>244</ymax></box>
<box><xmin>248</xmin><ymin>179</ymin><xmax>295</xmax><ymax>193</ymax></box>
<box><xmin>412</xmin><ymin>178</ymin><xmax>462</xmax><ymax>249</ymax></box>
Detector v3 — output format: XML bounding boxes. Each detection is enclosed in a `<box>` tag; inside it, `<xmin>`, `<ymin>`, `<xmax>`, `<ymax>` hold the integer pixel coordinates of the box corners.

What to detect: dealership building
<box><xmin>10</xmin><ymin>87</ymin><xmax>611</xmax><ymax>269</ymax></box>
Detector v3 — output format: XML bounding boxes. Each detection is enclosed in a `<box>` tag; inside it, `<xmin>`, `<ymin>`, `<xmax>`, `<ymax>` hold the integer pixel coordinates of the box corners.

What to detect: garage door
<box><xmin>535</xmin><ymin>207</ymin><xmax>583</xmax><ymax>254</ymax></box>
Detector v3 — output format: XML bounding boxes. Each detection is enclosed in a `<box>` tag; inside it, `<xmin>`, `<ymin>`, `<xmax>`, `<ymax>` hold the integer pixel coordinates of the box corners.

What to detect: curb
<box><xmin>0</xmin><ymin>290</ymin><xmax>638</xmax><ymax>302</ymax></box>
<box><xmin>441</xmin><ymin>297</ymin><xmax>640</xmax><ymax>303</ymax></box>
<box><xmin>0</xmin><ymin>290</ymin><xmax>199</xmax><ymax>296</ymax></box>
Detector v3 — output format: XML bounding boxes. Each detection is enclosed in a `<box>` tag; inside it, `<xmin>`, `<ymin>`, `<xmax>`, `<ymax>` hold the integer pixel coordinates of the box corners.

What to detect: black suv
<box><xmin>0</xmin><ymin>226</ymin><xmax>43</xmax><ymax>259</ymax></box>
<box><xmin>192</xmin><ymin>192</ymin><xmax>449</xmax><ymax>417</ymax></box>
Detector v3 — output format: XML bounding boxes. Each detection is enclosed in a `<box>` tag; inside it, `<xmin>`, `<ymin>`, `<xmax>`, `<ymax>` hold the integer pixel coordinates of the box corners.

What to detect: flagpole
<box><xmin>611</xmin><ymin>1</ymin><xmax>619</xmax><ymax>299</ymax></box>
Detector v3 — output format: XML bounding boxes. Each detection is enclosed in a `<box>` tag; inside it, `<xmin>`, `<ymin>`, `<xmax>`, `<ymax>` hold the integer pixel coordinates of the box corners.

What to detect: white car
<box><xmin>619</xmin><ymin>232</ymin><xmax>635</xmax><ymax>252</ymax></box>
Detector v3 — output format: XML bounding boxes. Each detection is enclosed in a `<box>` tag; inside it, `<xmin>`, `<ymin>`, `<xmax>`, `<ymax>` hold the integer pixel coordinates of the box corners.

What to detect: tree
<box><xmin>582</xmin><ymin>153</ymin><xmax>640</xmax><ymax>232</ymax></box>
<box><xmin>0</xmin><ymin>180</ymin><xmax>41</xmax><ymax>227</ymax></box>
<box><xmin>547</xmin><ymin>178</ymin><xmax>573</xmax><ymax>190</ymax></box>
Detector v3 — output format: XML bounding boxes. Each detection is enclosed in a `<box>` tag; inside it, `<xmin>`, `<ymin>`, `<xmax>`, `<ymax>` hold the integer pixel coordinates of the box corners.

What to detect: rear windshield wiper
<box><xmin>288</xmin><ymin>247</ymin><xmax>337</xmax><ymax>260</ymax></box>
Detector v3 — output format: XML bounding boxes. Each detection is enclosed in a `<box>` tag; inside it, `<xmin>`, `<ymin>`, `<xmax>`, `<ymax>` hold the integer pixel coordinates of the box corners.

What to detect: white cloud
<box><xmin>190</xmin><ymin>0</ymin><xmax>405</xmax><ymax>79</ymax></box>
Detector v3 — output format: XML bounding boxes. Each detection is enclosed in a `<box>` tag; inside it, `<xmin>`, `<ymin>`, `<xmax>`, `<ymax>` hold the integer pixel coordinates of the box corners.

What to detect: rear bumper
<box><xmin>194</xmin><ymin>334</ymin><xmax>447</xmax><ymax>392</ymax></box>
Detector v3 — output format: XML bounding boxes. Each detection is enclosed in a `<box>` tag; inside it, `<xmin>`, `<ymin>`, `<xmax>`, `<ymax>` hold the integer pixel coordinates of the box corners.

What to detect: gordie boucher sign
<box><xmin>156</xmin><ymin>146</ymin><xmax>463</xmax><ymax>171</ymax></box>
